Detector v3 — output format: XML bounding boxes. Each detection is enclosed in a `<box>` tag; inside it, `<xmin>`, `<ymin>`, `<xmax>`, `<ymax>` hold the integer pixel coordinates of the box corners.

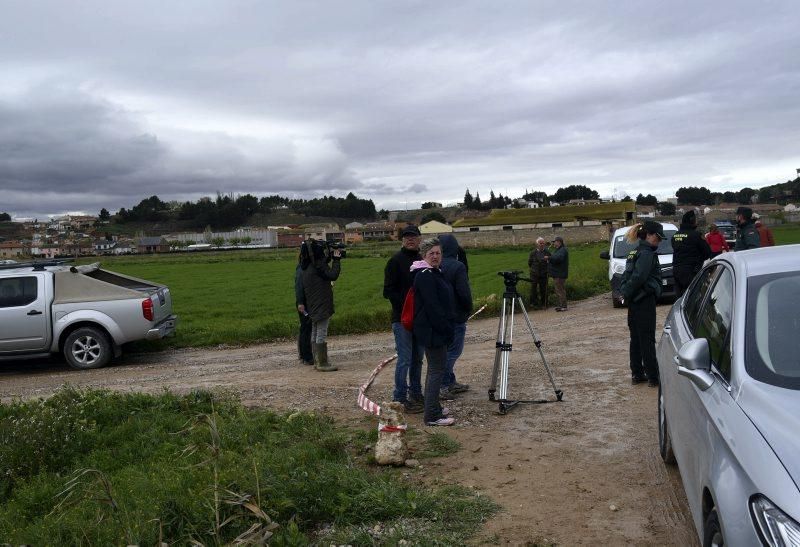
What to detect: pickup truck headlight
<box><xmin>751</xmin><ymin>495</ymin><xmax>800</xmax><ymax>546</ymax></box>
<box><xmin>613</xmin><ymin>263</ymin><xmax>626</xmax><ymax>275</ymax></box>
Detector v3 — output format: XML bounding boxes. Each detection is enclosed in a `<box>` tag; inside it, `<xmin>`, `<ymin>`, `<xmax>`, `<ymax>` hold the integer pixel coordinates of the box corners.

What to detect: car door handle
<box><xmin>27</xmin><ymin>310</ymin><xmax>43</xmax><ymax>316</ymax></box>
<box><xmin>663</xmin><ymin>325</ymin><xmax>671</xmax><ymax>332</ymax></box>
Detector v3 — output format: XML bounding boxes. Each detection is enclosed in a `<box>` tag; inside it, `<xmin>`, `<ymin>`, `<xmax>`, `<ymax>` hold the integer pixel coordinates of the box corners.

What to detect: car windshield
<box><xmin>612</xmin><ymin>229</ymin><xmax>677</xmax><ymax>258</ymax></box>
<box><xmin>745</xmin><ymin>271</ymin><xmax>800</xmax><ymax>390</ymax></box>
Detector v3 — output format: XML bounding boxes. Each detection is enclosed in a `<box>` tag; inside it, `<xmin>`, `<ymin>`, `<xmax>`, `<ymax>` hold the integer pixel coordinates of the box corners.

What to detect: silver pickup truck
<box><xmin>0</xmin><ymin>261</ymin><xmax>177</xmax><ymax>369</ymax></box>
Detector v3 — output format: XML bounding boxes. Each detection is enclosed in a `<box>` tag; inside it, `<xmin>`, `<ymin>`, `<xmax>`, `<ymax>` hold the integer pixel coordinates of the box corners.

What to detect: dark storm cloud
<box><xmin>1</xmin><ymin>0</ymin><xmax>799</xmax><ymax>218</ymax></box>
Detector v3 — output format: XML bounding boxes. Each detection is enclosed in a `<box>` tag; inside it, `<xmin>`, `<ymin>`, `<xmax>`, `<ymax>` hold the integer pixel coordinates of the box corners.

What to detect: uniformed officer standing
<box><xmin>671</xmin><ymin>210</ymin><xmax>711</xmax><ymax>297</ymax></box>
<box><xmin>734</xmin><ymin>206</ymin><xmax>761</xmax><ymax>251</ymax></box>
<box><xmin>620</xmin><ymin>221</ymin><xmax>665</xmax><ymax>387</ymax></box>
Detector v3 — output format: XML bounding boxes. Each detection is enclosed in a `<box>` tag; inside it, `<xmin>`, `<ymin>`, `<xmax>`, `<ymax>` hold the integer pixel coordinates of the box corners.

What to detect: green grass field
<box><xmin>0</xmin><ymin>388</ymin><xmax>497</xmax><ymax>544</ymax></box>
<box><xmin>88</xmin><ymin>242</ymin><xmax>608</xmax><ymax>349</ymax></box>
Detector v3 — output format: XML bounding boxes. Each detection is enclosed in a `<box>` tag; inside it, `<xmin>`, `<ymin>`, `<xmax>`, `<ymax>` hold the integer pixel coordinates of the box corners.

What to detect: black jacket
<box><xmin>383</xmin><ymin>246</ymin><xmax>421</xmax><ymax>323</ymax></box>
<box><xmin>735</xmin><ymin>221</ymin><xmax>760</xmax><ymax>251</ymax></box>
<box><xmin>528</xmin><ymin>248</ymin><xmax>551</xmax><ymax>277</ymax></box>
<box><xmin>671</xmin><ymin>226</ymin><xmax>711</xmax><ymax>276</ymax></box>
<box><xmin>302</xmin><ymin>255</ymin><xmax>340</xmax><ymax>322</ymax></box>
<box><xmin>440</xmin><ymin>235</ymin><xmax>473</xmax><ymax>323</ymax></box>
<box><xmin>412</xmin><ymin>266</ymin><xmax>455</xmax><ymax>348</ymax></box>
<box><xmin>620</xmin><ymin>240</ymin><xmax>662</xmax><ymax>302</ymax></box>
<box><xmin>548</xmin><ymin>245</ymin><xmax>569</xmax><ymax>279</ymax></box>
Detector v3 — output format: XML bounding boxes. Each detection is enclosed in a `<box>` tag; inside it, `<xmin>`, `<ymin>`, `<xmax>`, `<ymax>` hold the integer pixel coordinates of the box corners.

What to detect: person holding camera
<box><xmin>383</xmin><ymin>225</ymin><xmax>425</xmax><ymax>413</ymax></box>
<box><xmin>301</xmin><ymin>238</ymin><xmax>342</xmax><ymax>372</ymax></box>
<box><xmin>411</xmin><ymin>238</ymin><xmax>456</xmax><ymax>426</ymax></box>
<box><xmin>620</xmin><ymin>221</ymin><xmax>665</xmax><ymax>387</ymax></box>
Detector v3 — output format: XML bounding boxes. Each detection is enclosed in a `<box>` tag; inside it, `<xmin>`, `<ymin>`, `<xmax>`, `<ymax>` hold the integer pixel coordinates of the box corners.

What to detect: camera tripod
<box><xmin>489</xmin><ymin>272</ymin><xmax>564</xmax><ymax>414</ymax></box>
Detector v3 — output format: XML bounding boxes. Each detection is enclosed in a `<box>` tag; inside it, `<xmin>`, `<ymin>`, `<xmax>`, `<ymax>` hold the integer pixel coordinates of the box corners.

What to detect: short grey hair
<box><xmin>536</xmin><ymin>237</ymin><xmax>546</xmax><ymax>244</ymax></box>
<box><xmin>419</xmin><ymin>237</ymin><xmax>441</xmax><ymax>258</ymax></box>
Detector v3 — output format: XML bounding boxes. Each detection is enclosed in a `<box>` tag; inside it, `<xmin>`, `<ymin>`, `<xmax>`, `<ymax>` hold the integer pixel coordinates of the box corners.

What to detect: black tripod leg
<box><xmin>516</xmin><ymin>296</ymin><xmax>564</xmax><ymax>401</ymax></box>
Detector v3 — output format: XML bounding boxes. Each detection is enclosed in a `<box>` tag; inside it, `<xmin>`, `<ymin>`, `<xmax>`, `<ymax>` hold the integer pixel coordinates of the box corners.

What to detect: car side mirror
<box><xmin>599</xmin><ymin>251</ymin><xmax>610</xmax><ymax>260</ymax></box>
<box><xmin>676</xmin><ymin>338</ymin><xmax>715</xmax><ymax>391</ymax></box>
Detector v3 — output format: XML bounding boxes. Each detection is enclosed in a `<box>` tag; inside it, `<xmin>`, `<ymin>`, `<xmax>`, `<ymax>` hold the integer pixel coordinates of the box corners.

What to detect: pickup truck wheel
<box><xmin>64</xmin><ymin>327</ymin><xmax>112</xmax><ymax>370</ymax></box>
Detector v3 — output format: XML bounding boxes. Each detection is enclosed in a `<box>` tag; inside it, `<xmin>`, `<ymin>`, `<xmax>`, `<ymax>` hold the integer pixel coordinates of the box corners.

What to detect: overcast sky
<box><xmin>2</xmin><ymin>1</ymin><xmax>799</xmax><ymax>219</ymax></box>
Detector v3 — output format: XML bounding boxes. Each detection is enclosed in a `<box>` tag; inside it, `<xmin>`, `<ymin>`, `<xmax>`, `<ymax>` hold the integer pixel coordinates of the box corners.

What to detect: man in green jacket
<box><xmin>547</xmin><ymin>236</ymin><xmax>569</xmax><ymax>311</ymax></box>
<box><xmin>734</xmin><ymin>207</ymin><xmax>761</xmax><ymax>251</ymax></box>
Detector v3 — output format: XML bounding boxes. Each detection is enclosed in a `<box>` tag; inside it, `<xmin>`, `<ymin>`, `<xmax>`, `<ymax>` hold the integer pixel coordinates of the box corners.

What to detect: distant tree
<box><xmin>757</xmin><ymin>187</ymin><xmax>774</xmax><ymax>203</ymax></box>
<box><xmin>551</xmin><ymin>185</ymin><xmax>600</xmax><ymax>203</ymax></box>
<box><xmin>421</xmin><ymin>202</ymin><xmax>440</xmax><ymax>209</ymax></box>
<box><xmin>521</xmin><ymin>190</ymin><xmax>548</xmax><ymax>205</ymax></box>
<box><xmin>228</xmin><ymin>237</ymin><xmax>240</xmax><ymax>246</ymax></box>
<box><xmin>737</xmin><ymin>187</ymin><xmax>757</xmax><ymax>204</ymax></box>
<box><xmin>473</xmin><ymin>192</ymin><xmax>482</xmax><ymax>209</ymax></box>
<box><xmin>0</xmin><ymin>212</ymin><xmax>11</xmax><ymax>221</ymax></box>
<box><xmin>635</xmin><ymin>194</ymin><xmax>658</xmax><ymax>206</ymax></box>
<box><xmin>722</xmin><ymin>191</ymin><xmax>737</xmax><ymax>203</ymax></box>
<box><xmin>421</xmin><ymin>212</ymin><xmax>447</xmax><ymax>224</ymax></box>
<box><xmin>99</xmin><ymin>208</ymin><xmax>110</xmax><ymax>221</ymax></box>
<box><xmin>675</xmin><ymin>186</ymin><xmax>713</xmax><ymax>205</ymax></box>
<box><xmin>241</xmin><ymin>236</ymin><xmax>252</xmax><ymax>245</ymax></box>
<box><xmin>211</xmin><ymin>237</ymin><xmax>225</xmax><ymax>247</ymax></box>
<box><xmin>658</xmin><ymin>202</ymin><xmax>676</xmax><ymax>216</ymax></box>
<box><xmin>621</xmin><ymin>195</ymin><xmax>633</xmax><ymax>202</ymax></box>
<box><xmin>378</xmin><ymin>209</ymin><xmax>389</xmax><ymax>220</ymax></box>
<box><xmin>463</xmin><ymin>189</ymin><xmax>474</xmax><ymax>209</ymax></box>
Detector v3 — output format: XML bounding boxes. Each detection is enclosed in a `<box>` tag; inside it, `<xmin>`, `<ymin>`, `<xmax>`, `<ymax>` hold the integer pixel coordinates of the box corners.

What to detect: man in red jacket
<box><xmin>754</xmin><ymin>217</ymin><xmax>775</xmax><ymax>247</ymax></box>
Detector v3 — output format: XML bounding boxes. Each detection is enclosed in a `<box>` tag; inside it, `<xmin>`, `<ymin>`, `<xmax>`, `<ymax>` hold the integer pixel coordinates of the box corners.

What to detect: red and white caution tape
<box><xmin>356</xmin><ymin>304</ymin><xmax>487</xmax><ymax>416</ymax></box>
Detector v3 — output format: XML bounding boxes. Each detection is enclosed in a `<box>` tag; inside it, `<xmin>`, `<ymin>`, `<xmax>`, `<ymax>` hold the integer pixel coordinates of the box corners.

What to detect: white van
<box><xmin>599</xmin><ymin>223</ymin><xmax>678</xmax><ymax>307</ymax></box>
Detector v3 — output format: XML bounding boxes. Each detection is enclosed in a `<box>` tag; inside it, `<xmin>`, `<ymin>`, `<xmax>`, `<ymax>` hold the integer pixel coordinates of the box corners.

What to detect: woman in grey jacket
<box><xmin>301</xmin><ymin>239</ymin><xmax>341</xmax><ymax>372</ymax></box>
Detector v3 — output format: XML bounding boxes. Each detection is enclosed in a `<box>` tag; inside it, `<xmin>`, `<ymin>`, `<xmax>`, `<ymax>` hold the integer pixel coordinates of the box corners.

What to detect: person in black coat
<box><xmin>383</xmin><ymin>225</ymin><xmax>424</xmax><ymax>412</ymax></box>
<box><xmin>412</xmin><ymin>238</ymin><xmax>456</xmax><ymax>426</ymax></box>
<box><xmin>301</xmin><ymin>239</ymin><xmax>341</xmax><ymax>372</ymax></box>
<box><xmin>294</xmin><ymin>243</ymin><xmax>313</xmax><ymax>366</ymax></box>
<box><xmin>439</xmin><ymin>234</ymin><xmax>472</xmax><ymax>398</ymax></box>
<box><xmin>671</xmin><ymin>210</ymin><xmax>711</xmax><ymax>297</ymax></box>
<box><xmin>620</xmin><ymin>221</ymin><xmax>665</xmax><ymax>387</ymax></box>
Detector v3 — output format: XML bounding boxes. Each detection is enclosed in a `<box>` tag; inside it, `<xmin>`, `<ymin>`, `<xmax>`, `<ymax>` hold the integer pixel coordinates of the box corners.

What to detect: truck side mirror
<box><xmin>599</xmin><ymin>251</ymin><xmax>610</xmax><ymax>260</ymax></box>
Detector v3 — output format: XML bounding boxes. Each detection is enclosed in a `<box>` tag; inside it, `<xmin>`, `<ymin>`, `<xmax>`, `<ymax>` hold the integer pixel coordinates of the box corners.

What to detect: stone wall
<box><xmin>429</xmin><ymin>224</ymin><xmax>614</xmax><ymax>248</ymax></box>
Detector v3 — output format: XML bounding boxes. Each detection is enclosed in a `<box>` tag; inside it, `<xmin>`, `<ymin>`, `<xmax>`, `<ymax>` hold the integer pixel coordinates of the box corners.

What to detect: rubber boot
<box><xmin>314</xmin><ymin>342</ymin><xmax>337</xmax><ymax>372</ymax></box>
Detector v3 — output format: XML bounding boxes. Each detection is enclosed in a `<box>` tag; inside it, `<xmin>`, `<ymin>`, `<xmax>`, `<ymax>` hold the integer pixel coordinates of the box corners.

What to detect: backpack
<box><xmin>400</xmin><ymin>287</ymin><xmax>415</xmax><ymax>331</ymax></box>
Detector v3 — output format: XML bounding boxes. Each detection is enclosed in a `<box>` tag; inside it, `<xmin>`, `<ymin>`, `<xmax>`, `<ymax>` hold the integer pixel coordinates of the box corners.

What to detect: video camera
<box><xmin>498</xmin><ymin>270</ymin><xmax>532</xmax><ymax>293</ymax></box>
<box><xmin>323</xmin><ymin>240</ymin><xmax>347</xmax><ymax>259</ymax></box>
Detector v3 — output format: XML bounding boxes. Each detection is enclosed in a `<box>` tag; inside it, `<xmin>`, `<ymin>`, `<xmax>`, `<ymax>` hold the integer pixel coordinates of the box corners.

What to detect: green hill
<box><xmin>452</xmin><ymin>202</ymin><xmax>635</xmax><ymax>227</ymax></box>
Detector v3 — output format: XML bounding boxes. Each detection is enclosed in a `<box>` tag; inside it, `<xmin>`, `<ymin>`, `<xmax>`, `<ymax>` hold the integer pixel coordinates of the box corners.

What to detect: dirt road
<box><xmin>0</xmin><ymin>293</ymin><xmax>696</xmax><ymax>545</ymax></box>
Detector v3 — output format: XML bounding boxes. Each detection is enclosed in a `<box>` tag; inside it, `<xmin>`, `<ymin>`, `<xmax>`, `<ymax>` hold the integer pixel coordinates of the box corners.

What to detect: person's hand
<box><xmin>332</xmin><ymin>249</ymin><xmax>342</xmax><ymax>258</ymax></box>
<box><xmin>297</xmin><ymin>304</ymin><xmax>306</xmax><ymax>314</ymax></box>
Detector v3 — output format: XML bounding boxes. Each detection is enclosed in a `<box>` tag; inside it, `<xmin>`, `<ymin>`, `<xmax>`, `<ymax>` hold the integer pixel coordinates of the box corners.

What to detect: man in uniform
<box><xmin>671</xmin><ymin>210</ymin><xmax>711</xmax><ymax>297</ymax></box>
<box><xmin>734</xmin><ymin>207</ymin><xmax>760</xmax><ymax>251</ymax></box>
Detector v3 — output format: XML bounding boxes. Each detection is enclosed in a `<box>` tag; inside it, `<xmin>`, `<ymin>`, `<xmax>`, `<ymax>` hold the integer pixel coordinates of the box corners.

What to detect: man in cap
<box><xmin>671</xmin><ymin>210</ymin><xmax>711</xmax><ymax>297</ymax></box>
<box><xmin>383</xmin><ymin>225</ymin><xmax>425</xmax><ymax>413</ymax></box>
<box><xmin>734</xmin><ymin>207</ymin><xmax>760</xmax><ymax>251</ymax></box>
<box><xmin>547</xmin><ymin>236</ymin><xmax>569</xmax><ymax>311</ymax></box>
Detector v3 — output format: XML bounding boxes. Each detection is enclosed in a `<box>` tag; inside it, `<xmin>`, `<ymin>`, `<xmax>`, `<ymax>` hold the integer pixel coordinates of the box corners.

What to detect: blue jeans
<box><xmin>392</xmin><ymin>322</ymin><xmax>424</xmax><ymax>402</ymax></box>
<box><xmin>423</xmin><ymin>345</ymin><xmax>447</xmax><ymax>422</ymax></box>
<box><xmin>442</xmin><ymin>322</ymin><xmax>466</xmax><ymax>388</ymax></box>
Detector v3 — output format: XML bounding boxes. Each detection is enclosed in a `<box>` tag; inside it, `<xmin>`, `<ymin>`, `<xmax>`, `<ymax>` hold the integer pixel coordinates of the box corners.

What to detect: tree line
<box><xmin>114</xmin><ymin>192</ymin><xmax>377</xmax><ymax>230</ymax></box>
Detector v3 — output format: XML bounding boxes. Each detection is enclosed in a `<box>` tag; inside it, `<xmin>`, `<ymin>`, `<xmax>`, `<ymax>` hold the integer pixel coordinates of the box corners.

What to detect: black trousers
<box><xmin>529</xmin><ymin>274</ymin><xmax>548</xmax><ymax>307</ymax></box>
<box><xmin>674</xmin><ymin>269</ymin><xmax>696</xmax><ymax>298</ymax></box>
<box><xmin>627</xmin><ymin>295</ymin><xmax>658</xmax><ymax>379</ymax></box>
<box><xmin>423</xmin><ymin>345</ymin><xmax>447</xmax><ymax>423</ymax></box>
<box><xmin>297</xmin><ymin>311</ymin><xmax>313</xmax><ymax>362</ymax></box>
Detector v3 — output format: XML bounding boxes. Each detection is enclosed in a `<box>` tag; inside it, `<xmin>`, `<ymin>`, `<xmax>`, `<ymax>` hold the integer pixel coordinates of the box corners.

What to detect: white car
<box><xmin>599</xmin><ymin>223</ymin><xmax>678</xmax><ymax>307</ymax></box>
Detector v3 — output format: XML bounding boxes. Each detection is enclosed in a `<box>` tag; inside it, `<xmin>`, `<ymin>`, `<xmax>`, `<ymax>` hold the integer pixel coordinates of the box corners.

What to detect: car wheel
<box><xmin>703</xmin><ymin>508</ymin><xmax>724</xmax><ymax>547</ymax></box>
<box><xmin>658</xmin><ymin>384</ymin><xmax>676</xmax><ymax>464</ymax></box>
<box><xmin>63</xmin><ymin>326</ymin><xmax>112</xmax><ymax>370</ymax></box>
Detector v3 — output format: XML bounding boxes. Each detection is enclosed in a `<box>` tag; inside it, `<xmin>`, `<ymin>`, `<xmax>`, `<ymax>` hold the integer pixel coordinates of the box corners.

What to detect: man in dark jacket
<box><xmin>438</xmin><ymin>234</ymin><xmax>472</xmax><ymax>399</ymax></box>
<box><xmin>671</xmin><ymin>210</ymin><xmax>711</xmax><ymax>297</ymax></box>
<box><xmin>527</xmin><ymin>237</ymin><xmax>550</xmax><ymax>308</ymax></box>
<box><xmin>734</xmin><ymin>207</ymin><xmax>760</xmax><ymax>251</ymax></box>
<box><xmin>547</xmin><ymin>237</ymin><xmax>569</xmax><ymax>311</ymax></box>
<box><xmin>383</xmin><ymin>225</ymin><xmax>424</xmax><ymax>413</ymax></box>
<box><xmin>294</xmin><ymin>244</ymin><xmax>313</xmax><ymax>366</ymax></box>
